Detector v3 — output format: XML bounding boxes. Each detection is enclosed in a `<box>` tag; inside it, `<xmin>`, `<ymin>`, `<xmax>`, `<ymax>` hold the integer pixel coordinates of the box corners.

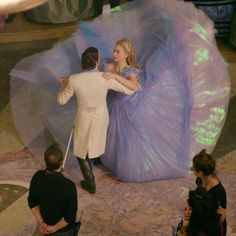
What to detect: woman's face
<box><xmin>191</xmin><ymin>165</ymin><xmax>203</xmax><ymax>179</ymax></box>
<box><xmin>183</xmin><ymin>203</ymin><xmax>192</xmax><ymax>220</ymax></box>
<box><xmin>113</xmin><ymin>44</ymin><xmax>128</xmax><ymax>63</ymax></box>
<box><xmin>191</xmin><ymin>165</ymin><xmax>198</xmax><ymax>177</ymax></box>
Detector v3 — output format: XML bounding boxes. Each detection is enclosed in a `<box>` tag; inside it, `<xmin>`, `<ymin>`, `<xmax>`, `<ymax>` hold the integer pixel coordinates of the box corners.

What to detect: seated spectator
<box><xmin>176</xmin><ymin>187</ymin><xmax>221</xmax><ymax>236</ymax></box>
<box><xmin>191</xmin><ymin>149</ymin><xmax>227</xmax><ymax>235</ymax></box>
<box><xmin>94</xmin><ymin>0</ymin><xmax>121</xmax><ymax>17</ymax></box>
<box><xmin>0</xmin><ymin>15</ymin><xmax>6</xmax><ymax>31</ymax></box>
<box><xmin>28</xmin><ymin>143</ymin><xmax>78</xmax><ymax>236</ymax></box>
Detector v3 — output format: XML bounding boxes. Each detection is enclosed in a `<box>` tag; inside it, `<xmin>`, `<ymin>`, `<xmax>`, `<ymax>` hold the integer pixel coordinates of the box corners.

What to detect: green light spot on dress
<box><xmin>194</xmin><ymin>48</ymin><xmax>209</xmax><ymax>65</ymax></box>
<box><xmin>191</xmin><ymin>24</ymin><xmax>208</xmax><ymax>40</ymax></box>
<box><xmin>192</xmin><ymin>107</ymin><xmax>226</xmax><ymax>145</ymax></box>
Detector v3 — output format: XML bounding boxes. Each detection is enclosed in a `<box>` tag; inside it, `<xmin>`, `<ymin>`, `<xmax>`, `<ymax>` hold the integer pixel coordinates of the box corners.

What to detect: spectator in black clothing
<box><xmin>94</xmin><ymin>0</ymin><xmax>121</xmax><ymax>17</ymax></box>
<box><xmin>28</xmin><ymin>143</ymin><xmax>78</xmax><ymax>236</ymax></box>
<box><xmin>176</xmin><ymin>187</ymin><xmax>221</xmax><ymax>236</ymax></box>
<box><xmin>191</xmin><ymin>149</ymin><xmax>227</xmax><ymax>236</ymax></box>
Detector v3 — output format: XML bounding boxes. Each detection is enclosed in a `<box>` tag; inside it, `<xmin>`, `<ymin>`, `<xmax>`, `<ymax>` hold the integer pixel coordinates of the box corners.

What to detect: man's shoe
<box><xmin>77</xmin><ymin>157</ymin><xmax>96</xmax><ymax>193</ymax></box>
<box><xmin>80</xmin><ymin>180</ymin><xmax>96</xmax><ymax>194</ymax></box>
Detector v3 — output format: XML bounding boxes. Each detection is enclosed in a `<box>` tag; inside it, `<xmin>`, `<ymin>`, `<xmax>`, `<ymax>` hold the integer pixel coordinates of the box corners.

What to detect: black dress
<box><xmin>196</xmin><ymin>177</ymin><xmax>227</xmax><ymax>236</ymax></box>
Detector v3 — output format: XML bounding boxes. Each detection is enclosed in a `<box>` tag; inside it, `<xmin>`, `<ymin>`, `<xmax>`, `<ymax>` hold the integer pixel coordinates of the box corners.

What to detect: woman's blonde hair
<box><xmin>115</xmin><ymin>38</ymin><xmax>140</xmax><ymax>69</ymax></box>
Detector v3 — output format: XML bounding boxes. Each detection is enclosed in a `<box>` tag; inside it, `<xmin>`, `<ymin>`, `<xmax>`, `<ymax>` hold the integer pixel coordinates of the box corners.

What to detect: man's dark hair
<box><xmin>81</xmin><ymin>47</ymin><xmax>99</xmax><ymax>70</ymax></box>
<box><xmin>44</xmin><ymin>143</ymin><xmax>63</xmax><ymax>171</ymax></box>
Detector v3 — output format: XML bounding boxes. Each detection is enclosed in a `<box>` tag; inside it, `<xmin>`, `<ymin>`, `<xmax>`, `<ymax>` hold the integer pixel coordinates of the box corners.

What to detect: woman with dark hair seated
<box><xmin>191</xmin><ymin>149</ymin><xmax>227</xmax><ymax>235</ymax></box>
<box><xmin>177</xmin><ymin>187</ymin><xmax>222</xmax><ymax>236</ymax></box>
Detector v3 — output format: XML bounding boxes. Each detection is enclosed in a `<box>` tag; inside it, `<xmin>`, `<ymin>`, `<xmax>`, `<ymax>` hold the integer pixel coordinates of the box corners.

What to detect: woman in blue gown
<box><xmin>10</xmin><ymin>0</ymin><xmax>230</xmax><ymax>182</ymax></box>
<box><xmin>101</xmin><ymin>37</ymin><xmax>191</xmax><ymax>182</ymax></box>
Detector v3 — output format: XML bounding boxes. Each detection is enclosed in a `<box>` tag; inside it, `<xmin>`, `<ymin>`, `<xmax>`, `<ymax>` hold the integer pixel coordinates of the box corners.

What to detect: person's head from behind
<box><xmin>187</xmin><ymin>187</ymin><xmax>220</xmax><ymax>236</ymax></box>
<box><xmin>104</xmin><ymin>58</ymin><xmax>115</xmax><ymax>72</ymax></box>
<box><xmin>44</xmin><ymin>142</ymin><xmax>63</xmax><ymax>171</ymax></box>
<box><xmin>81</xmin><ymin>47</ymin><xmax>99</xmax><ymax>70</ymax></box>
<box><xmin>191</xmin><ymin>149</ymin><xmax>216</xmax><ymax>177</ymax></box>
<box><xmin>113</xmin><ymin>38</ymin><xmax>139</xmax><ymax>69</ymax></box>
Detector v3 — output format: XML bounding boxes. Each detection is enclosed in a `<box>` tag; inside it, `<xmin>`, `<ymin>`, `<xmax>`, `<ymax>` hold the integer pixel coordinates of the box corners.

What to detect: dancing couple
<box><xmin>10</xmin><ymin>0</ymin><xmax>230</xmax><ymax>192</ymax></box>
<box><xmin>57</xmin><ymin>41</ymin><xmax>138</xmax><ymax>193</ymax></box>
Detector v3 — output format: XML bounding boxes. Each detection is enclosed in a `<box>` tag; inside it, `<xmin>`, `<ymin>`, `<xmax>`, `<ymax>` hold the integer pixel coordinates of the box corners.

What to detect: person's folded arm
<box><xmin>45</xmin><ymin>184</ymin><xmax>77</xmax><ymax>234</ymax></box>
<box><xmin>44</xmin><ymin>217</ymin><xmax>68</xmax><ymax>234</ymax></box>
<box><xmin>31</xmin><ymin>205</ymin><xmax>44</xmax><ymax>225</ymax></box>
<box><xmin>31</xmin><ymin>206</ymin><xmax>49</xmax><ymax>235</ymax></box>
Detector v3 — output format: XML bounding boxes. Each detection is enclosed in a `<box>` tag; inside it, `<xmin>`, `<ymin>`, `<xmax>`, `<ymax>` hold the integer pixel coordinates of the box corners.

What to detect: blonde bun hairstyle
<box><xmin>115</xmin><ymin>38</ymin><xmax>140</xmax><ymax>69</ymax></box>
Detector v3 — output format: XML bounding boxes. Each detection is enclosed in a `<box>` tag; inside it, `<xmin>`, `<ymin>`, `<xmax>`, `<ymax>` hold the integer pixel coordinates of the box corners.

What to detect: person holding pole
<box><xmin>57</xmin><ymin>47</ymin><xmax>136</xmax><ymax>194</ymax></box>
<box><xmin>28</xmin><ymin>142</ymin><xmax>78</xmax><ymax>236</ymax></box>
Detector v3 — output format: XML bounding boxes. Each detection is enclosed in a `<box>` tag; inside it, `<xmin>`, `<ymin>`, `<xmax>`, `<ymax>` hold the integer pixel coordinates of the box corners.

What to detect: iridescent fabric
<box><xmin>10</xmin><ymin>0</ymin><xmax>230</xmax><ymax>182</ymax></box>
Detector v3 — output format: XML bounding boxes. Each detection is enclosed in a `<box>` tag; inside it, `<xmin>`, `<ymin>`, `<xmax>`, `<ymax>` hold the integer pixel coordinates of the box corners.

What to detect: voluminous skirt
<box><xmin>10</xmin><ymin>0</ymin><xmax>230</xmax><ymax>182</ymax></box>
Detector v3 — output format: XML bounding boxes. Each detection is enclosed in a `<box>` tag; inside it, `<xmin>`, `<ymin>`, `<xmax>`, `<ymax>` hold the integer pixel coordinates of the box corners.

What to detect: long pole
<box><xmin>62</xmin><ymin>127</ymin><xmax>74</xmax><ymax>170</ymax></box>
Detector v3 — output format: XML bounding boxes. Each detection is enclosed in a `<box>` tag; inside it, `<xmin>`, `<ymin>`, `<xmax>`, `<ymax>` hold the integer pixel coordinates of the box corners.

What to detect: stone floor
<box><xmin>0</xmin><ymin>14</ymin><xmax>236</xmax><ymax>236</ymax></box>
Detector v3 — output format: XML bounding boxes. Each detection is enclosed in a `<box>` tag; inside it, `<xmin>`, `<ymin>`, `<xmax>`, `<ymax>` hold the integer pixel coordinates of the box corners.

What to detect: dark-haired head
<box><xmin>187</xmin><ymin>187</ymin><xmax>220</xmax><ymax>236</ymax></box>
<box><xmin>192</xmin><ymin>149</ymin><xmax>216</xmax><ymax>176</ymax></box>
<box><xmin>81</xmin><ymin>47</ymin><xmax>99</xmax><ymax>70</ymax></box>
<box><xmin>44</xmin><ymin>142</ymin><xmax>63</xmax><ymax>171</ymax></box>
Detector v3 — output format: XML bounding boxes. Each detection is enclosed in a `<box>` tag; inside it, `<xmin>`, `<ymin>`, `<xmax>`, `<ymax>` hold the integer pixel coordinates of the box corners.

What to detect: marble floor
<box><xmin>0</xmin><ymin>14</ymin><xmax>236</xmax><ymax>236</ymax></box>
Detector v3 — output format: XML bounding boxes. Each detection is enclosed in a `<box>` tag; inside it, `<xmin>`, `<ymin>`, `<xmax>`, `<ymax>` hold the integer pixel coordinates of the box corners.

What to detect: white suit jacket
<box><xmin>57</xmin><ymin>71</ymin><xmax>135</xmax><ymax>159</ymax></box>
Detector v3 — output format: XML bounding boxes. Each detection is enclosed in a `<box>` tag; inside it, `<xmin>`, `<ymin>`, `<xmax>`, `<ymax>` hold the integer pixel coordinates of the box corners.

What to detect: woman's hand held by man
<box><xmin>59</xmin><ymin>76</ymin><xmax>69</xmax><ymax>89</ymax></box>
<box><xmin>102</xmin><ymin>72</ymin><xmax>115</xmax><ymax>80</ymax></box>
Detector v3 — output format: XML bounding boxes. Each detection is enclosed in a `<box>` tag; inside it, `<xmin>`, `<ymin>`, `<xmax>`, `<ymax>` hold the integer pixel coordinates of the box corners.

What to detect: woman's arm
<box><xmin>215</xmin><ymin>182</ymin><xmax>227</xmax><ymax>222</ymax></box>
<box><xmin>217</xmin><ymin>207</ymin><xmax>226</xmax><ymax>222</ymax></box>
<box><xmin>103</xmin><ymin>72</ymin><xmax>138</xmax><ymax>91</ymax></box>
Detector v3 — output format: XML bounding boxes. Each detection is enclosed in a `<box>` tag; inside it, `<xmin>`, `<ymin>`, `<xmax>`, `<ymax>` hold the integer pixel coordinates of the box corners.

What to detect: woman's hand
<box><xmin>59</xmin><ymin>76</ymin><xmax>69</xmax><ymax>89</ymax></box>
<box><xmin>177</xmin><ymin>229</ymin><xmax>188</xmax><ymax>236</ymax></box>
<box><xmin>103</xmin><ymin>71</ymin><xmax>138</xmax><ymax>91</ymax></box>
<box><xmin>102</xmin><ymin>72</ymin><xmax>115</xmax><ymax>80</ymax></box>
<box><xmin>217</xmin><ymin>207</ymin><xmax>226</xmax><ymax>222</ymax></box>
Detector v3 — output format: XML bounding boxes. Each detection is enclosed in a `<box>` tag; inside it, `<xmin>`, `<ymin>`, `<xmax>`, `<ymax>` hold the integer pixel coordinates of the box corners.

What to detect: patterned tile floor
<box><xmin>0</xmin><ymin>34</ymin><xmax>236</xmax><ymax>235</ymax></box>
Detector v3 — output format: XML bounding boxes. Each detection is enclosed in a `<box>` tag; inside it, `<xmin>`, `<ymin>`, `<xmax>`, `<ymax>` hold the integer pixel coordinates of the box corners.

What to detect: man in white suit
<box><xmin>57</xmin><ymin>47</ymin><xmax>136</xmax><ymax>194</ymax></box>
